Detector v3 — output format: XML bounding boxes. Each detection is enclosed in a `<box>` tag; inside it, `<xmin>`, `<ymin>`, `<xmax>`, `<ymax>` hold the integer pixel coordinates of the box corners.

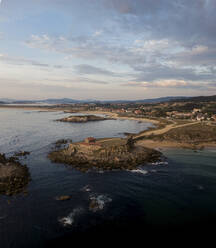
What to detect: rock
<box><xmin>0</xmin><ymin>153</ymin><xmax>30</xmax><ymax>196</ymax></box>
<box><xmin>55</xmin><ymin>195</ymin><xmax>71</xmax><ymax>201</ymax></box>
<box><xmin>89</xmin><ymin>195</ymin><xmax>112</xmax><ymax>212</ymax></box>
<box><xmin>89</xmin><ymin>199</ymin><xmax>100</xmax><ymax>212</ymax></box>
<box><xmin>14</xmin><ymin>151</ymin><xmax>30</xmax><ymax>157</ymax></box>
<box><xmin>48</xmin><ymin>137</ymin><xmax>162</xmax><ymax>172</ymax></box>
<box><xmin>57</xmin><ymin>115</ymin><xmax>113</xmax><ymax>123</ymax></box>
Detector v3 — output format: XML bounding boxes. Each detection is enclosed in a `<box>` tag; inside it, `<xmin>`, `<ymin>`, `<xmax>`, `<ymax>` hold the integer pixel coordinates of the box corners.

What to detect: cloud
<box><xmin>2</xmin><ymin>0</ymin><xmax>216</xmax><ymax>99</ymax></box>
<box><xmin>104</xmin><ymin>0</ymin><xmax>216</xmax><ymax>44</ymax></box>
<box><xmin>47</xmin><ymin>77</ymin><xmax>110</xmax><ymax>86</ymax></box>
<box><xmin>24</xmin><ymin>32</ymin><xmax>216</xmax><ymax>91</ymax></box>
<box><xmin>74</xmin><ymin>64</ymin><xmax>121</xmax><ymax>77</ymax></box>
<box><xmin>0</xmin><ymin>53</ymin><xmax>67</xmax><ymax>69</ymax></box>
<box><xmin>123</xmin><ymin>79</ymin><xmax>216</xmax><ymax>90</ymax></box>
<box><xmin>25</xmin><ymin>34</ymin><xmax>148</xmax><ymax>67</ymax></box>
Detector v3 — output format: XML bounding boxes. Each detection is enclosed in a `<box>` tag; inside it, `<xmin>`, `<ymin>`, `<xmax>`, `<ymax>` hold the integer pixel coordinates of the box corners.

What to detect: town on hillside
<box><xmin>46</xmin><ymin>96</ymin><xmax>216</xmax><ymax>123</ymax></box>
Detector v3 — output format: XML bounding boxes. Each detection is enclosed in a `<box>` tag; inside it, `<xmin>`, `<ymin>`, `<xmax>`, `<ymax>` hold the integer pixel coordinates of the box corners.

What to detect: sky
<box><xmin>0</xmin><ymin>0</ymin><xmax>216</xmax><ymax>100</ymax></box>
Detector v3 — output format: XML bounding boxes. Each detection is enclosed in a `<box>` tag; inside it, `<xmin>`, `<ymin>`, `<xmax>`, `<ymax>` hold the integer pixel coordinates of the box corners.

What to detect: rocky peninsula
<box><xmin>48</xmin><ymin>137</ymin><xmax>162</xmax><ymax>172</ymax></box>
<box><xmin>57</xmin><ymin>115</ymin><xmax>113</xmax><ymax>123</ymax></box>
<box><xmin>0</xmin><ymin>154</ymin><xmax>30</xmax><ymax>195</ymax></box>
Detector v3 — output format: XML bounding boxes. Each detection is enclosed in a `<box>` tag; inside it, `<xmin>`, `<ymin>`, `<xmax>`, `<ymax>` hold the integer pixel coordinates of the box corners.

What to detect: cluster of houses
<box><xmin>73</xmin><ymin>103</ymin><xmax>216</xmax><ymax>123</ymax></box>
<box><xmin>166</xmin><ymin>108</ymin><xmax>216</xmax><ymax>121</ymax></box>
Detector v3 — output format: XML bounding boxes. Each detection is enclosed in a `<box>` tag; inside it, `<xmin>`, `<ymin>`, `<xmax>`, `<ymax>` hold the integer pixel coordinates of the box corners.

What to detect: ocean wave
<box><xmin>81</xmin><ymin>185</ymin><xmax>92</xmax><ymax>192</ymax></box>
<box><xmin>151</xmin><ymin>161</ymin><xmax>168</xmax><ymax>166</ymax></box>
<box><xmin>58</xmin><ymin>208</ymin><xmax>84</xmax><ymax>227</ymax></box>
<box><xmin>130</xmin><ymin>169</ymin><xmax>148</xmax><ymax>175</ymax></box>
<box><xmin>89</xmin><ymin>194</ymin><xmax>112</xmax><ymax>212</ymax></box>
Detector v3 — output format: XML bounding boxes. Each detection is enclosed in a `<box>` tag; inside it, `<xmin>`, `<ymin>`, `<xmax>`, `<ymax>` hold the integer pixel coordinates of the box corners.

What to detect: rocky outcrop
<box><xmin>14</xmin><ymin>151</ymin><xmax>30</xmax><ymax>157</ymax></box>
<box><xmin>0</xmin><ymin>154</ymin><xmax>30</xmax><ymax>196</ymax></box>
<box><xmin>48</xmin><ymin>137</ymin><xmax>162</xmax><ymax>172</ymax></box>
<box><xmin>57</xmin><ymin>115</ymin><xmax>113</xmax><ymax>123</ymax></box>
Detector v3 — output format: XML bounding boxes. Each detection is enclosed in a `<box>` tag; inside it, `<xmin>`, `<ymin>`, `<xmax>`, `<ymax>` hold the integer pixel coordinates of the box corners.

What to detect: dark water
<box><xmin>0</xmin><ymin>109</ymin><xmax>216</xmax><ymax>247</ymax></box>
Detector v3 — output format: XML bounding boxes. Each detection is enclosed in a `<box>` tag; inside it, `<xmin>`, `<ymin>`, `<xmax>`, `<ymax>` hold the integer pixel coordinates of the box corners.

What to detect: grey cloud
<box><xmin>0</xmin><ymin>54</ymin><xmax>65</xmax><ymax>69</ymax></box>
<box><xmin>48</xmin><ymin>77</ymin><xmax>110</xmax><ymax>85</ymax></box>
<box><xmin>133</xmin><ymin>64</ymin><xmax>216</xmax><ymax>82</ymax></box>
<box><xmin>0</xmin><ymin>54</ymin><xmax>48</xmax><ymax>67</ymax></box>
<box><xmin>25</xmin><ymin>33</ymin><xmax>216</xmax><ymax>86</ymax></box>
<box><xmin>23</xmin><ymin>1</ymin><xmax>216</xmax><ymax>90</ymax></box>
<box><xmin>123</xmin><ymin>80</ymin><xmax>216</xmax><ymax>90</ymax></box>
<box><xmin>74</xmin><ymin>64</ymin><xmax>120</xmax><ymax>77</ymax></box>
<box><xmin>104</xmin><ymin>0</ymin><xmax>216</xmax><ymax>47</ymax></box>
<box><xmin>25</xmin><ymin>35</ymin><xmax>147</xmax><ymax>67</ymax></box>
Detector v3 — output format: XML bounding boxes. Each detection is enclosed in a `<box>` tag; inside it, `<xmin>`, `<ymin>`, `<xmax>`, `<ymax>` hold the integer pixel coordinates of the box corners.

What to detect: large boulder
<box><xmin>0</xmin><ymin>154</ymin><xmax>30</xmax><ymax>196</ymax></box>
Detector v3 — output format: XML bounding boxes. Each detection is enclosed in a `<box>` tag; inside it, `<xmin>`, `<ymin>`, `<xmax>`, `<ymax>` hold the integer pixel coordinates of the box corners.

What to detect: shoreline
<box><xmin>1</xmin><ymin>105</ymin><xmax>215</xmax><ymax>150</ymax></box>
<box><xmin>0</xmin><ymin>105</ymin><xmax>159</xmax><ymax>124</ymax></box>
<box><xmin>137</xmin><ymin>139</ymin><xmax>216</xmax><ymax>150</ymax></box>
<box><xmin>82</xmin><ymin>110</ymin><xmax>159</xmax><ymax>124</ymax></box>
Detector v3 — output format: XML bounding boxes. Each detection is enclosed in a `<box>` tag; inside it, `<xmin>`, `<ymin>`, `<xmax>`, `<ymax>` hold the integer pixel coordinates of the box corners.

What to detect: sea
<box><xmin>0</xmin><ymin>108</ymin><xmax>216</xmax><ymax>247</ymax></box>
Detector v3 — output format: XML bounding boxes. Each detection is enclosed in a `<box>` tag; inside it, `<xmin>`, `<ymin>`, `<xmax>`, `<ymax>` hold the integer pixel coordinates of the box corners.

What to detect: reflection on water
<box><xmin>0</xmin><ymin>109</ymin><xmax>216</xmax><ymax>247</ymax></box>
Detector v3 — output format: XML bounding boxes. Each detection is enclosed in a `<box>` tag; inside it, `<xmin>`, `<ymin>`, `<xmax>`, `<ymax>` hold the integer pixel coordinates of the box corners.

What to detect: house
<box><xmin>196</xmin><ymin>114</ymin><xmax>205</xmax><ymax>121</ymax></box>
<box><xmin>134</xmin><ymin>110</ymin><xmax>142</xmax><ymax>115</ymax></box>
<box><xmin>85</xmin><ymin>137</ymin><xmax>96</xmax><ymax>145</ymax></box>
<box><xmin>211</xmin><ymin>115</ymin><xmax>216</xmax><ymax>121</ymax></box>
<box><xmin>193</xmin><ymin>108</ymin><xmax>201</xmax><ymax>114</ymax></box>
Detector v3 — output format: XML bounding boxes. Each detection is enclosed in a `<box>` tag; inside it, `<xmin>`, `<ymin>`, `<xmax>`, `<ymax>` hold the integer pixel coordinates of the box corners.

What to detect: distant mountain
<box><xmin>37</xmin><ymin>96</ymin><xmax>188</xmax><ymax>104</ymax></box>
<box><xmin>0</xmin><ymin>95</ymin><xmax>215</xmax><ymax>105</ymax></box>
<box><xmin>133</xmin><ymin>96</ymin><xmax>189</xmax><ymax>103</ymax></box>
<box><xmin>40</xmin><ymin>98</ymin><xmax>81</xmax><ymax>104</ymax></box>
<box><xmin>0</xmin><ymin>98</ymin><xmax>16</xmax><ymax>103</ymax></box>
<box><xmin>173</xmin><ymin>95</ymin><xmax>216</xmax><ymax>103</ymax></box>
<box><xmin>0</xmin><ymin>96</ymin><xmax>188</xmax><ymax>104</ymax></box>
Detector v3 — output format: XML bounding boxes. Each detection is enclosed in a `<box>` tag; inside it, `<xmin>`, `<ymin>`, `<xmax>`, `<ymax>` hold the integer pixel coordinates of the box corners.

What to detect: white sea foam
<box><xmin>89</xmin><ymin>194</ymin><xmax>112</xmax><ymax>212</ymax></box>
<box><xmin>81</xmin><ymin>185</ymin><xmax>92</xmax><ymax>192</ymax></box>
<box><xmin>130</xmin><ymin>169</ymin><xmax>148</xmax><ymax>175</ymax></box>
<box><xmin>151</xmin><ymin>161</ymin><xmax>168</xmax><ymax>166</ymax></box>
<box><xmin>58</xmin><ymin>208</ymin><xmax>83</xmax><ymax>227</ymax></box>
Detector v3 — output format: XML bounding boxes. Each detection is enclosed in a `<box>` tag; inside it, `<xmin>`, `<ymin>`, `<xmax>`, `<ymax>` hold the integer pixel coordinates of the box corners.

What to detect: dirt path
<box><xmin>134</xmin><ymin>121</ymin><xmax>198</xmax><ymax>139</ymax></box>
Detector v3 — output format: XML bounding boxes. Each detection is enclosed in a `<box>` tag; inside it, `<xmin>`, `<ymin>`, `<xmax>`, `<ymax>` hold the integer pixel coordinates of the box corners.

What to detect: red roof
<box><xmin>86</xmin><ymin>137</ymin><xmax>96</xmax><ymax>141</ymax></box>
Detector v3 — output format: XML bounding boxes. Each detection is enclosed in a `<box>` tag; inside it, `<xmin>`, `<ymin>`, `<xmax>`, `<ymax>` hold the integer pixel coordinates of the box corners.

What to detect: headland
<box><xmin>48</xmin><ymin>136</ymin><xmax>162</xmax><ymax>172</ymax></box>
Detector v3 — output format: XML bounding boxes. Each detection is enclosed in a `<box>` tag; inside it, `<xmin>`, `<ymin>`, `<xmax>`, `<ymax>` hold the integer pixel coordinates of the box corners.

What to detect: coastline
<box><xmin>137</xmin><ymin>139</ymin><xmax>216</xmax><ymax>150</ymax></box>
<box><xmin>82</xmin><ymin>110</ymin><xmax>159</xmax><ymax>124</ymax></box>
<box><xmin>0</xmin><ymin>105</ymin><xmax>159</xmax><ymax>124</ymax></box>
<box><xmin>1</xmin><ymin>105</ymin><xmax>216</xmax><ymax>150</ymax></box>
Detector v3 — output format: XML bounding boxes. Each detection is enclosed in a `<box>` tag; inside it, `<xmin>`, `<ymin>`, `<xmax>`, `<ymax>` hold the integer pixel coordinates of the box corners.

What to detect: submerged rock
<box><xmin>0</xmin><ymin>153</ymin><xmax>30</xmax><ymax>196</ymax></box>
<box><xmin>55</xmin><ymin>195</ymin><xmax>71</xmax><ymax>201</ymax></box>
<box><xmin>89</xmin><ymin>194</ymin><xmax>112</xmax><ymax>212</ymax></box>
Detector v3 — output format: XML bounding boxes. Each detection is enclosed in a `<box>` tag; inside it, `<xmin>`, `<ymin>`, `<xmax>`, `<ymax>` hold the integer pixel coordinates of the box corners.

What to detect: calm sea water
<box><xmin>0</xmin><ymin>109</ymin><xmax>216</xmax><ymax>247</ymax></box>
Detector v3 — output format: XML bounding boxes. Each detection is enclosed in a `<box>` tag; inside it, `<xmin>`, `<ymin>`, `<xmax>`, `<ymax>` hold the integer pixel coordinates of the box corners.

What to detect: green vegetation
<box><xmin>153</xmin><ymin>123</ymin><xmax>216</xmax><ymax>144</ymax></box>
